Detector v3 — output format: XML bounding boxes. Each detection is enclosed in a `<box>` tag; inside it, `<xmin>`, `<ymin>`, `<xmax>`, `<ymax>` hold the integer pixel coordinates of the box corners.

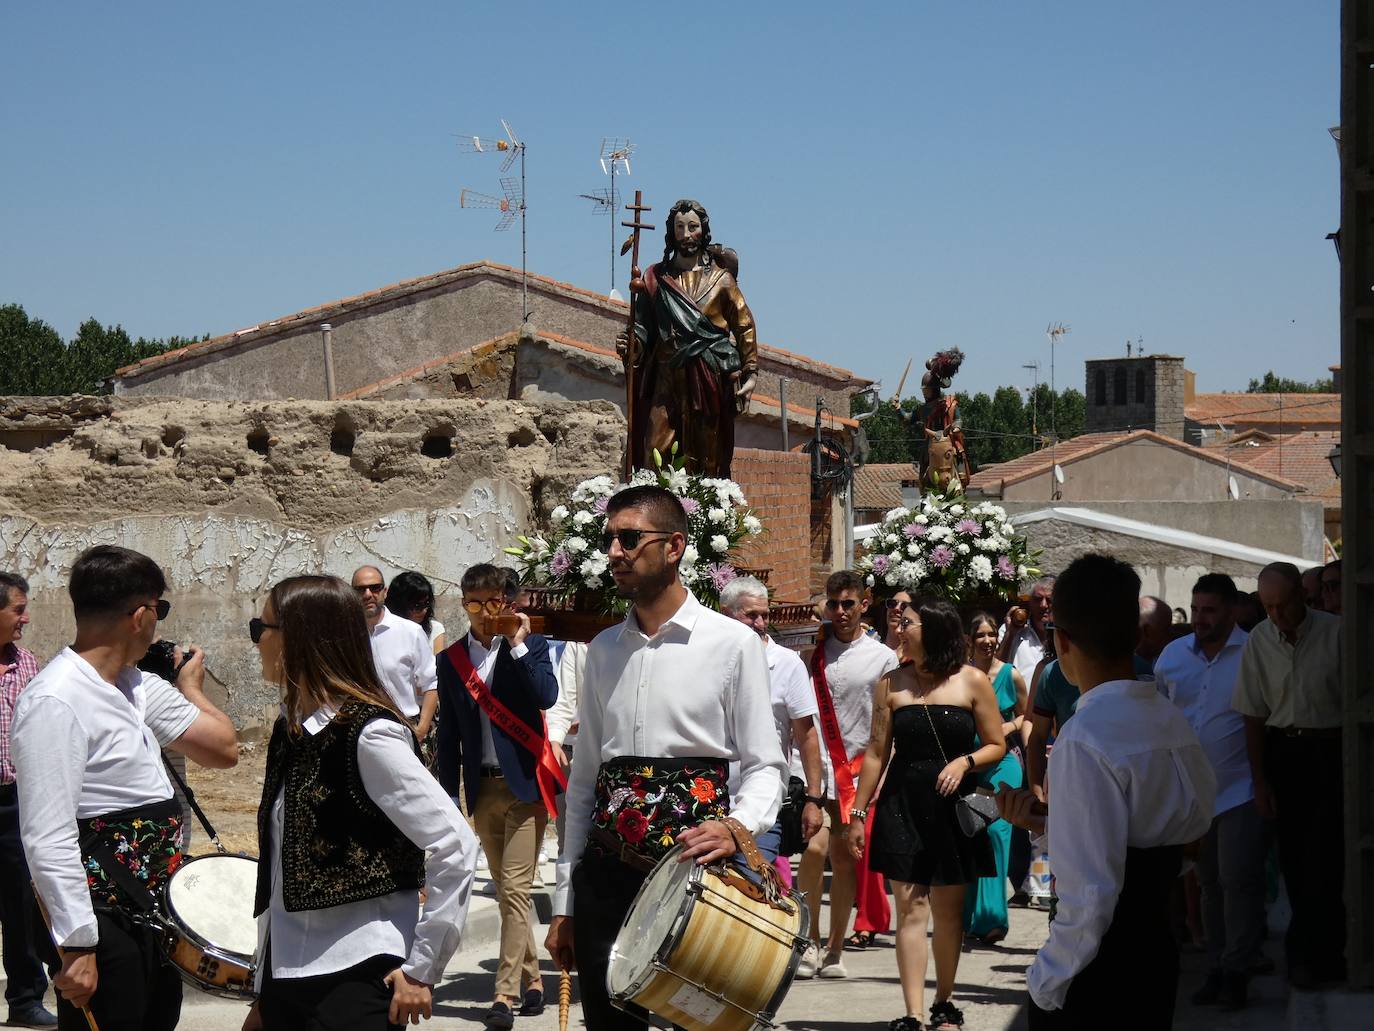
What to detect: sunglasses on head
<box><xmin>601</xmin><ymin>528</ymin><xmax>675</xmax><ymax>552</ymax></box>
<box><xmin>248</xmin><ymin>617</ymin><xmax>280</xmax><ymax>644</ymax></box>
<box><xmin>824</xmin><ymin>598</ymin><xmax>859</xmax><ymax>611</ymax></box>
<box><xmin>463</xmin><ymin>599</ymin><xmax>507</xmax><ymax>617</ymax></box>
<box><xmin>353</xmin><ymin>582</ymin><xmax>385</xmax><ymax>595</ymax></box>
<box><xmin>129</xmin><ymin>599</ymin><xmax>171</xmax><ymax>621</ymax></box>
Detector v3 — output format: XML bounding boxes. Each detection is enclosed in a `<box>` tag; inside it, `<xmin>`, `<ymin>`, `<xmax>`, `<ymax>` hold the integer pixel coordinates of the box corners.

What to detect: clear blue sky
<box><xmin>1</xmin><ymin>1</ymin><xmax>1340</xmax><ymax>396</ymax></box>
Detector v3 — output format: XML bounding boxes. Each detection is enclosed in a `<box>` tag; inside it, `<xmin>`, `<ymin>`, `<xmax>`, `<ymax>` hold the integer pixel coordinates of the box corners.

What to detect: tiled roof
<box><xmin>1238</xmin><ymin>431</ymin><xmax>1341</xmax><ymax>506</ymax></box>
<box><xmin>113</xmin><ymin>260</ymin><xmax>865</xmax><ymax>386</ymax></box>
<box><xmin>967</xmin><ymin>430</ymin><xmax>1303</xmax><ymax>494</ymax></box>
<box><xmin>1186</xmin><ymin>393</ymin><xmax>1341</xmax><ymax>427</ymax></box>
<box><xmin>853</xmin><ymin>462</ymin><xmax>920</xmax><ymax>512</ymax></box>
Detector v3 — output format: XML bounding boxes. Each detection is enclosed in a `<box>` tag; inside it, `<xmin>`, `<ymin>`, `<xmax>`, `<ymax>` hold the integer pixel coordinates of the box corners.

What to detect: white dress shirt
<box><xmin>1154</xmin><ymin>626</ymin><xmax>1253</xmax><ymax>816</ymax></box>
<box><xmin>11</xmin><ymin>648</ymin><xmax>178</xmax><ymax>947</ymax></box>
<box><xmin>1028</xmin><ymin>679</ymin><xmax>1215</xmax><ymax>1011</ymax></box>
<box><xmin>369</xmin><ymin>608</ymin><xmax>438</xmax><ymax>718</ymax></box>
<box><xmin>464</xmin><ymin>632</ymin><xmax>529</xmax><ymax>767</ymax></box>
<box><xmin>1007</xmin><ymin>625</ymin><xmax>1046</xmax><ymax>687</ymax></box>
<box><xmin>547</xmin><ymin>641</ymin><xmax>586</xmax><ymax>748</ymax></box>
<box><xmin>729</xmin><ymin>637</ymin><xmax>818</xmax><ymax>802</ymax></box>
<box><xmin>258</xmin><ymin>707</ymin><xmax>477</xmax><ymax>986</ymax></box>
<box><xmin>819</xmin><ymin>634</ymin><xmax>898</xmax><ymax>796</ymax></box>
<box><xmin>553</xmin><ymin>591</ymin><xmax>786</xmax><ymax>916</ymax></box>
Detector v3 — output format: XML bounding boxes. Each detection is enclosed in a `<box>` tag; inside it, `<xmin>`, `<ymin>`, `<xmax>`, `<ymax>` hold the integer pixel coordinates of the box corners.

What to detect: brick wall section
<box><xmin>732</xmin><ymin>448</ymin><xmax>813</xmax><ymax>603</ymax></box>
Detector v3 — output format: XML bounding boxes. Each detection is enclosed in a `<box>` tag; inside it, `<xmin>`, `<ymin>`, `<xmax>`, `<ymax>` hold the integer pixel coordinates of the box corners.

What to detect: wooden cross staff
<box><xmin>620</xmin><ymin>190</ymin><xmax>654</xmax><ymax>479</ymax></box>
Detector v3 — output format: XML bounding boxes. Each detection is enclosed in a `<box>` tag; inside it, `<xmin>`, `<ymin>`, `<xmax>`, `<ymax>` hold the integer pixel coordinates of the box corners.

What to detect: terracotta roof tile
<box><xmin>114</xmin><ymin>260</ymin><xmax>862</xmax><ymax>386</ymax></box>
<box><xmin>1236</xmin><ymin>431</ymin><xmax>1341</xmax><ymax>503</ymax></box>
<box><xmin>1186</xmin><ymin>393</ymin><xmax>1341</xmax><ymax>427</ymax></box>
<box><xmin>967</xmin><ymin>430</ymin><xmax>1303</xmax><ymax>494</ymax></box>
<box><xmin>853</xmin><ymin>462</ymin><xmax>920</xmax><ymax>512</ymax></box>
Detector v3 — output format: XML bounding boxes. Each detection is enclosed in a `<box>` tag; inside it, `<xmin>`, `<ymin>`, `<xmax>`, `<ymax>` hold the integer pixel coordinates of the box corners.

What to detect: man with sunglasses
<box><xmin>435</xmin><ymin>563</ymin><xmax>559</xmax><ymax>1029</ymax></box>
<box><xmin>795</xmin><ymin>570</ymin><xmax>899</xmax><ymax>980</ymax></box>
<box><xmin>351</xmin><ymin>566</ymin><xmax>438</xmax><ymax>738</ymax></box>
<box><xmin>10</xmin><ymin>546</ymin><xmax>239</xmax><ymax>1031</ymax></box>
<box><xmin>545</xmin><ymin>486</ymin><xmax>785</xmax><ymax>1031</ymax></box>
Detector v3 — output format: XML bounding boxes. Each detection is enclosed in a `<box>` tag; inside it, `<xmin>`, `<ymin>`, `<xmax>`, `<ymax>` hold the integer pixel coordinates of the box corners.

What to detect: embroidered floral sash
<box><xmin>79</xmin><ymin>798</ymin><xmax>184</xmax><ymax>911</ymax></box>
<box><xmin>590</xmin><ymin>755</ymin><xmax>729</xmax><ymax>863</ymax></box>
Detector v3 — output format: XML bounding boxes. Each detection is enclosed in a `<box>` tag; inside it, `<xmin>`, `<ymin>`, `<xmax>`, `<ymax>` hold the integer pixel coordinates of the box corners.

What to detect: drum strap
<box><xmin>161</xmin><ymin>753</ymin><xmax>225</xmax><ymax>853</ymax></box>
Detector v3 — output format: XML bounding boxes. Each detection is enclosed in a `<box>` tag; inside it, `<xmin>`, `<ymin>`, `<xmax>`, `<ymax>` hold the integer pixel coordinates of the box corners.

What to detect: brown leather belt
<box><xmin>587</xmin><ymin>826</ymin><xmax>659</xmax><ymax>875</ymax></box>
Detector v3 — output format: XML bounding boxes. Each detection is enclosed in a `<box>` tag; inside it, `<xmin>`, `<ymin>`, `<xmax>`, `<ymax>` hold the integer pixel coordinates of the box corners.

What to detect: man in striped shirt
<box><xmin>0</xmin><ymin>571</ymin><xmax>56</xmax><ymax>1029</ymax></box>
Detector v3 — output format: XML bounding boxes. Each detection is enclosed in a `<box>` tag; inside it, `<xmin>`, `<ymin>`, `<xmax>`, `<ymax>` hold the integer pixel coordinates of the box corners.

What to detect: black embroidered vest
<box><xmin>254</xmin><ymin>702</ymin><xmax>425</xmax><ymax>916</ymax></box>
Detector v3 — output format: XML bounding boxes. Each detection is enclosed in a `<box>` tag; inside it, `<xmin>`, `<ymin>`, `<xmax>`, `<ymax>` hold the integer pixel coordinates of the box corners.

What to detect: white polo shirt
<box><xmin>369</xmin><ymin>608</ymin><xmax>437</xmax><ymax>718</ymax></box>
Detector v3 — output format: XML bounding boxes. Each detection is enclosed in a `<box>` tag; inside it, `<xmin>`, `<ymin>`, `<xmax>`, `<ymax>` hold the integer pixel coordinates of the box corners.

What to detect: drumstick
<box><xmin>32</xmin><ymin>887</ymin><xmax>100</xmax><ymax>1031</ymax></box>
<box><xmin>559</xmin><ymin>969</ymin><xmax>572</xmax><ymax>1031</ymax></box>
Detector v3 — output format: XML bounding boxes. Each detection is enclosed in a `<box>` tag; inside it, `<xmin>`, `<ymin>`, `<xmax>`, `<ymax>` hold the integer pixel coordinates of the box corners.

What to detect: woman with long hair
<box><xmin>242</xmin><ymin>575</ymin><xmax>477</xmax><ymax>1031</ymax></box>
<box><xmin>847</xmin><ymin>597</ymin><xmax>1005</xmax><ymax>1031</ymax></box>
<box><xmin>962</xmin><ymin>612</ymin><xmax>1029</xmax><ymax>945</ymax></box>
<box><xmin>385</xmin><ymin>571</ymin><xmax>446</xmax><ymax>653</ymax></box>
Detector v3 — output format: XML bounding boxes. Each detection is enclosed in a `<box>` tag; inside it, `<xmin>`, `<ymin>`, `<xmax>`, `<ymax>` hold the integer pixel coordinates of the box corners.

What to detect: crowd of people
<box><xmin>0</xmin><ymin>489</ymin><xmax>1349</xmax><ymax>1030</ymax></box>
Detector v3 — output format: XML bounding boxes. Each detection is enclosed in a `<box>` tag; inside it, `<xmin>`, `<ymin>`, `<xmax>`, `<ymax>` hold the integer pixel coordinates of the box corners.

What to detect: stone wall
<box><xmin>731</xmin><ymin>449</ymin><xmax>813</xmax><ymax>602</ymax></box>
<box><xmin>1085</xmin><ymin>355</ymin><xmax>1187</xmax><ymax>439</ymax></box>
<box><xmin>0</xmin><ymin>395</ymin><xmax>622</xmax><ymax>735</ymax></box>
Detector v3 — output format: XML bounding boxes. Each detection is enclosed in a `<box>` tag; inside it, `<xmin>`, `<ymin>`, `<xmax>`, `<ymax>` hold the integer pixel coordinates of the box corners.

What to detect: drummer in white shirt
<box><xmin>11</xmin><ymin>545</ymin><xmax>239</xmax><ymax>1031</ymax></box>
<box><xmin>544</xmin><ymin>485</ymin><xmax>787</xmax><ymax>1031</ymax></box>
<box><xmin>243</xmin><ymin>575</ymin><xmax>477</xmax><ymax>1031</ymax></box>
<box><xmin>997</xmin><ymin>554</ymin><xmax>1215</xmax><ymax>1028</ymax></box>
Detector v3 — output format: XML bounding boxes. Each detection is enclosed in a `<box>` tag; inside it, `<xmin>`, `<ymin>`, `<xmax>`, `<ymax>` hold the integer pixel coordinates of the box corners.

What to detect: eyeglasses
<box><xmin>353</xmin><ymin>583</ymin><xmax>385</xmax><ymax>595</ymax></box>
<box><xmin>463</xmin><ymin>599</ymin><xmax>507</xmax><ymax>617</ymax></box>
<box><xmin>897</xmin><ymin>617</ymin><xmax>915</xmax><ymax>630</ymax></box>
<box><xmin>884</xmin><ymin>599</ymin><xmax>910</xmax><ymax>611</ymax></box>
<box><xmin>129</xmin><ymin>599</ymin><xmax>171</xmax><ymax>621</ymax></box>
<box><xmin>824</xmin><ymin>598</ymin><xmax>859</xmax><ymax>611</ymax></box>
<box><xmin>249</xmin><ymin>617</ymin><xmax>281</xmax><ymax>644</ymax></box>
<box><xmin>601</xmin><ymin>528</ymin><xmax>676</xmax><ymax>552</ymax></box>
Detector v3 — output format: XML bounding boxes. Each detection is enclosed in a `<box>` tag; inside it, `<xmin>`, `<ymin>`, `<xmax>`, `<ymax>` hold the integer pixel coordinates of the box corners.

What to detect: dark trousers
<box><xmin>1267</xmin><ymin>731</ymin><xmax>1347</xmax><ymax>977</ymax></box>
<box><xmin>572</xmin><ymin>851</ymin><xmax>685</xmax><ymax>1031</ymax></box>
<box><xmin>56</xmin><ymin>911</ymin><xmax>180</xmax><ymax>1031</ymax></box>
<box><xmin>259</xmin><ymin>953</ymin><xmax>403</xmax><ymax>1031</ymax></box>
<box><xmin>1197</xmin><ymin>799</ymin><xmax>1269</xmax><ymax>975</ymax></box>
<box><xmin>0</xmin><ymin>785</ymin><xmax>50</xmax><ymax>1010</ymax></box>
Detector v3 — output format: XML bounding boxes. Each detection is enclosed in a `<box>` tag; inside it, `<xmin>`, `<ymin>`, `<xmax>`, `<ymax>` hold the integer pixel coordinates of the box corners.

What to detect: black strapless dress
<box><xmin>869</xmin><ymin>704</ymin><xmax>996</xmax><ymax>886</ymax></box>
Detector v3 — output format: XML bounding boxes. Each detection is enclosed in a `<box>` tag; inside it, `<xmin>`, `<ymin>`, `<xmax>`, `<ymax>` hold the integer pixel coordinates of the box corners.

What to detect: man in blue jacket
<box><xmin>437</xmin><ymin>563</ymin><xmax>559</xmax><ymax>1030</ymax></box>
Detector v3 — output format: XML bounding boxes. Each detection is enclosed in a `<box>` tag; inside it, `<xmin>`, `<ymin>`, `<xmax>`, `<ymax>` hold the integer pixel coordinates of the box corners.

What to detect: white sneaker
<box><xmin>795</xmin><ymin>941</ymin><xmax>821</xmax><ymax>979</ymax></box>
<box><xmin>538</xmin><ymin>846</ymin><xmax>549</xmax><ymax>864</ymax></box>
<box><xmin>818</xmin><ymin>954</ymin><xmax>847</xmax><ymax>979</ymax></box>
<box><xmin>476</xmin><ymin>849</ymin><xmax>489</xmax><ymax>871</ymax></box>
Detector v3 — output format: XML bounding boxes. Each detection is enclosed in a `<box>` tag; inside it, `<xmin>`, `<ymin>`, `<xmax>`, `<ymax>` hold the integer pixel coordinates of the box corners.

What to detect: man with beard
<box><xmin>545</xmin><ymin>486</ymin><xmax>785</xmax><ymax>1031</ymax></box>
<box><xmin>616</xmin><ymin>199</ymin><xmax>758</xmax><ymax>478</ymax></box>
<box><xmin>1155</xmin><ymin>574</ymin><xmax>1265</xmax><ymax>1010</ymax></box>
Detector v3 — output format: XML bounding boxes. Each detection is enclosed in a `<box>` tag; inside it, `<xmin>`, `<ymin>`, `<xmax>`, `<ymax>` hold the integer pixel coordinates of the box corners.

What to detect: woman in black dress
<box><xmin>846</xmin><ymin>597</ymin><xmax>1006</xmax><ymax>1031</ymax></box>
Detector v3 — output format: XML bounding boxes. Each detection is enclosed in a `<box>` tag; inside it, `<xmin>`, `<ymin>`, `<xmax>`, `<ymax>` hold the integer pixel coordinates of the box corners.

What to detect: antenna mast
<box><xmin>1022</xmin><ymin>360</ymin><xmax>1040</xmax><ymax>438</ymax></box>
<box><xmin>459</xmin><ymin>119</ymin><xmax>530</xmax><ymax>323</ymax></box>
<box><xmin>1046</xmin><ymin>322</ymin><xmax>1070</xmax><ymax>499</ymax></box>
<box><xmin>581</xmin><ymin>138</ymin><xmax>634</xmax><ymax>297</ymax></box>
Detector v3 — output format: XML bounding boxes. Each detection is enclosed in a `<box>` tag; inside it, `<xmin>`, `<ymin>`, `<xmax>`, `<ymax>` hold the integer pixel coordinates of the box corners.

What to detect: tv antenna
<box><xmin>1045</xmin><ymin>322</ymin><xmax>1070</xmax><ymax>499</ymax></box>
<box><xmin>581</xmin><ymin>138</ymin><xmax>635</xmax><ymax>298</ymax></box>
<box><xmin>1022</xmin><ymin>360</ymin><xmax>1040</xmax><ymax>437</ymax></box>
<box><xmin>458</xmin><ymin>119</ymin><xmax>530</xmax><ymax>323</ymax></box>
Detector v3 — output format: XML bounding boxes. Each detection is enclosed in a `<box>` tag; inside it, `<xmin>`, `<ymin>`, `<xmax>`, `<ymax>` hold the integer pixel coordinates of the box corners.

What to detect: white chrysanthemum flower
<box><xmin>565</xmin><ymin>536</ymin><xmax>588</xmax><ymax>554</ymax></box>
<box><xmin>708</xmin><ymin>507</ymin><xmax>728</xmax><ymax>523</ymax></box>
<box><xmin>866</xmin><ymin>574</ymin><xmax>875</xmax><ymax>586</ymax></box>
<box><xmin>883</xmin><ymin>533</ymin><xmax>899</xmax><ymax>546</ymax></box>
<box><xmin>915</xmin><ymin>513</ymin><xmax>929</xmax><ymax>525</ymax></box>
<box><xmin>885</xmin><ymin>507</ymin><xmax>911</xmax><ymax>523</ymax></box>
<box><xmin>907</xmin><ymin>542</ymin><xmax>923</xmax><ymax>557</ymax></box>
<box><xmin>680</xmin><ymin>564</ymin><xmax>699</xmax><ymax>585</ymax></box>
<box><xmin>683</xmin><ymin>544</ymin><xmax>699</xmax><ymax>565</ymax></box>
<box><xmin>889</xmin><ymin>551</ymin><xmax>903</xmax><ymax>564</ymax></box>
<box><xmin>710</xmin><ymin>534</ymin><xmax>729</xmax><ymax>554</ymax></box>
<box><xmin>969</xmin><ymin>555</ymin><xmax>993</xmax><ymax>582</ymax></box>
<box><xmin>572</xmin><ymin>510</ymin><xmax>595</xmax><ymax>528</ymax></box>
<box><xmin>743</xmin><ymin>515</ymin><xmax>763</xmax><ymax>535</ymax></box>
<box><xmin>579</xmin><ymin>552</ymin><xmax>608</xmax><ymax>579</ymax></box>
<box><xmin>956</xmin><ymin>543</ymin><xmax>970</xmax><ymax>556</ymax></box>
<box><xmin>550</xmin><ymin>505</ymin><xmax>570</xmax><ymax>524</ymax></box>
<box><xmin>950</xmin><ymin>504</ymin><xmax>965</xmax><ymax>516</ymax></box>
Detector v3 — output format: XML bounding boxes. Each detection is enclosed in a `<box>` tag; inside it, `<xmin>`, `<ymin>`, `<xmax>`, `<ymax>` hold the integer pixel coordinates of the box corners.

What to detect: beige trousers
<box><xmin>473</xmin><ymin>776</ymin><xmax>548</xmax><ymax>998</ymax></box>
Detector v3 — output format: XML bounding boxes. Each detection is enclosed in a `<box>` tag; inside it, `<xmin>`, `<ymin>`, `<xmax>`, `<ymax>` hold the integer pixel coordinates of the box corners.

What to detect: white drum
<box><xmin>608</xmin><ymin>846</ymin><xmax>809</xmax><ymax>1031</ymax></box>
<box><xmin>161</xmin><ymin>854</ymin><xmax>258</xmax><ymax>999</ymax></box>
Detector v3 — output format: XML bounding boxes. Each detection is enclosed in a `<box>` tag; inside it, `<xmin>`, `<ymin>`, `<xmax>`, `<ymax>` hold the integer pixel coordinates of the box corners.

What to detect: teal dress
<box><xmin>963</xmin><ymin>662</ymin><xmax>1024</xmax><ymax>937</ymax></box>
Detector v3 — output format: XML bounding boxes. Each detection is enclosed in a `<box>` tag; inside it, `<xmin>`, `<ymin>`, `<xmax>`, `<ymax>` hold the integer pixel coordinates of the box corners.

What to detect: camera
<box><xmin>138</xmin><ymin>640</ymin><xmax>183</xmax><ymax>683</ymax></box>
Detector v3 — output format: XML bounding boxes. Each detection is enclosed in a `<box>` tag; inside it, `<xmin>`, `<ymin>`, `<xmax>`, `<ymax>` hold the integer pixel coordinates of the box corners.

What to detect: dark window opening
<box><xmin>1113</xmin><ymin>368</ymin><xmax>1127</xmax><ymax>405</ymax></box>
<box><xmin>1094</xmin><ymin>369</ymin><xmax>1107</xmax><ymax>405</ymax></box>
<box><xmin>1135</xmin><ymin>369</ymin><xmax>1146</xmax><ymax>403</ymax></box>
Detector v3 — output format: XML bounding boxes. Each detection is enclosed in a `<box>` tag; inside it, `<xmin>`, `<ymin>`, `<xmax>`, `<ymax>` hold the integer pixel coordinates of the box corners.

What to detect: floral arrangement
<box><xmin>857</xmin><ymin>488</ymin><xmax>1039</xmax><ymax>602</ymax></box>
<box><xmin>504</xmin><ymin>446</ymin><xmax>764</xmax><ymax>613</ymax></box>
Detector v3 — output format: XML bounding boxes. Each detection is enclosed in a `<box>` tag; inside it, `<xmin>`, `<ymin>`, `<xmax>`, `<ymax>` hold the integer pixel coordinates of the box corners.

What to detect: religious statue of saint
<box><xmin>893</xmin><ymin>347</ymin><xmax>972</xmax><ymax>490</ymax></box>
<box><xmin>616</xmin><ymin>199</ymin><xmax>758</xmax><ymax>478</ymax></box>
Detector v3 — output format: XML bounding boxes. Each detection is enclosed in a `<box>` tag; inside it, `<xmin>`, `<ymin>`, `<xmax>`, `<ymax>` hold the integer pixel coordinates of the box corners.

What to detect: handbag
<box><xmin>777</xmin><ymin>775</ymin><xmax>807</xmax><ymax>856</ymax></box>
<box><xmin>918</xmin><ymin>696</ymin><xmax>998</xmax><ymax>838</ymax></box>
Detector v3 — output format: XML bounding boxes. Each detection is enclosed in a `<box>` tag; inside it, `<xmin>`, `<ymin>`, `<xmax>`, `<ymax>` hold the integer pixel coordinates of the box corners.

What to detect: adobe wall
<box><xmin>0</xmin><ymin>395</ymin><xmax>622</xmax><ymax>735</ymax></box>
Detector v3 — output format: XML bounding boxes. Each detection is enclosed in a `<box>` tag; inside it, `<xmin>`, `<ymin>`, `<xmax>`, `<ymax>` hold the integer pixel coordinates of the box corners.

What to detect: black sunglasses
<box><xmin>129</xmin><ymin>599</ymin><xmax>171</xmax><ymax>621</ymax></box>
<box><xmin>249</xmin><ymin>617</ymin><xmax>281</xmax><ymax>644</ymax></box>
<box><xmin>601</xmin><ymin>528</ymin><xmax>675</xmax><ymax>552</ymax></box>
<box><xmin>353</xmin><ymin>582</ymin><xmax>385</xmax><ymax>595</ymax></box>
<box><xmin>884</xmin><ymin>599</ymin><xmax>910</xmax><ymax>611</ymax></box>
<box><xmin>824</xmin><ymin>598</ymin><xmax>859</xmax><ymax>611</ymax></box>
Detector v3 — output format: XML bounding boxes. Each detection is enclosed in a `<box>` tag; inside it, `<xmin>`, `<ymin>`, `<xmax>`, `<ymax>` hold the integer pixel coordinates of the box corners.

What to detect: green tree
<box><xmin>1246</xmin><ymin>370</ymin><xmax>1334</xmax><ymax>393</ymax></box>
<box><xmin>850</xmin><ymin>392</ymin><xmax>919</xmax><ymax>465</ymax></box>
<box><xmin>0</xmin><ymin>304</ymin><xmax>68</xmax><ymax>394</ymax></box>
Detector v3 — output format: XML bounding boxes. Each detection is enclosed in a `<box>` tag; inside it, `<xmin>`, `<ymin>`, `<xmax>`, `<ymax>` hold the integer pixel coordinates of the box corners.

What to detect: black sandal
<box><xmin>888</xmin><ymin>1018</ymin><xmax>924</xmax><ymax>1031</ymax></box>
<box><xmin>844</xmin><ymin>930</ymin><xmax>873</xmax><ymax>950</ymax></box>
<box><xmin>518</xmin><ymin>988</ymin><xmax>545</xmax><ymax>1016</ymax></box>
<box><xmin>929</xmin><ymin>1000</ymin><xmax>964</xmax><ymax>1029</ymax></box>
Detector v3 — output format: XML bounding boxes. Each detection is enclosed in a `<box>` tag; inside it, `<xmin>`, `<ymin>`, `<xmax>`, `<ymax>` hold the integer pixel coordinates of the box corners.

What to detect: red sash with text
<box><xmin>446</xmin><ymin>640</ymin><xmax>567</xmax><ymax>819</ymax></box>
<box><xmin>810</xmin><ymin>639</ymin><xmax>864</xmax><ymax>824</ymax></box>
